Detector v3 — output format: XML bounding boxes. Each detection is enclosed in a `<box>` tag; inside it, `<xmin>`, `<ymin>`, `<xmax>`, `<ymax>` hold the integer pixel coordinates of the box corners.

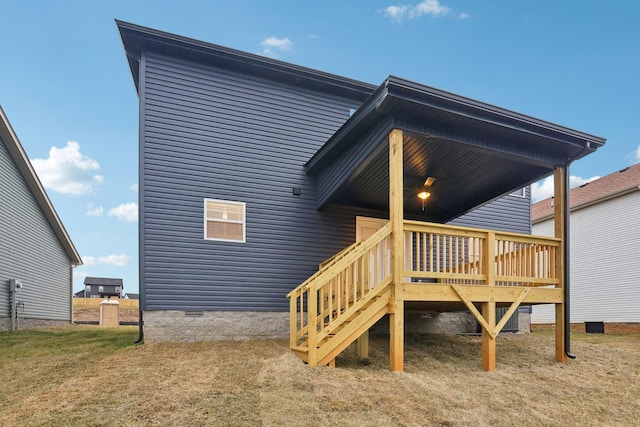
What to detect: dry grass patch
<box><xmin>1</xmin><ymin>326</ymin><xmax>639</xmax><ymax>426</ymax></box>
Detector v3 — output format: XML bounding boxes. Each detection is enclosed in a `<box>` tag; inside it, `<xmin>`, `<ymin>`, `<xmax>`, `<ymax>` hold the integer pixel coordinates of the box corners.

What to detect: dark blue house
<box><xmin>118</xmin><ymin>21</ymin><xmax>604</xmax><ymax>370</ymax></box>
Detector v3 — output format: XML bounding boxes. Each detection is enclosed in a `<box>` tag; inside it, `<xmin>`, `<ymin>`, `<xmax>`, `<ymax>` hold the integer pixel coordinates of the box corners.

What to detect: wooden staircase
<box><xmin>287</xmin><ymin>224</ymin><xmax>392</xmax><ymax>367</ymax></box>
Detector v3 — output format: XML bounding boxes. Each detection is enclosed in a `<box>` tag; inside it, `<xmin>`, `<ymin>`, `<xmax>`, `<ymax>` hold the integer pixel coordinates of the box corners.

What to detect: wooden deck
<box><xmin>288</xmin><ymin>128</ymin><xmax>570</xmax><ymax>372</ymax></box>
<box><xmin>287</xmin><ymin>219</ymin><xmax>564</xmax><ymax>371</ymax></box>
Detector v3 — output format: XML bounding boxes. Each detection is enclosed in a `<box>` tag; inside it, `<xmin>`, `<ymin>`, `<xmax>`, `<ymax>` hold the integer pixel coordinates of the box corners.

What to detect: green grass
<box><xmin>1</xmin><ymin>326</ymin><xmax>639</xmax><ymax>426</ymax></box>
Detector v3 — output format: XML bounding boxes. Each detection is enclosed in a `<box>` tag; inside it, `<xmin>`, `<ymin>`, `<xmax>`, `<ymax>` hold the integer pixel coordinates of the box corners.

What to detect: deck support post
<box><xmin>482</xmin><ymin>301</ymin><xmax>497</xmax><ymax>371</ymax></box>
<box><xmin>480</xmin><ymin>231</ymin><xmax>497</xmax><ymax>371</ymax></box>
<box><xmin>389</xmin><ymin>128</ymin><xmax>404</xmax><ymax>372</ymax></box>
<box><xmin>554</xmin><ymin>167</ymin><xmax>568</xmax><ymax>362</ymax></box>
<box><xmin>357</xmin><ymin>331</ymin><xmax>369</xmax><ymax>359</ymax></box>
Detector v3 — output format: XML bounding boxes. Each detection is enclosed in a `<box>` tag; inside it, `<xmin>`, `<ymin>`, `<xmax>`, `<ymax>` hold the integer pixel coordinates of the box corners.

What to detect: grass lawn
<box><xmin>1</xmin><ymin>326</ymin><xmax>639</xmax><ymax>426</ymax></box>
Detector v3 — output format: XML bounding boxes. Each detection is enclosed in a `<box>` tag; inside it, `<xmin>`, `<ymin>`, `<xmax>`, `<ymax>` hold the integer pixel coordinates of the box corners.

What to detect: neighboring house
<box><xmin>0</xmin><ymin>107</ymin><xmax>82</xmax><ymax>331</ymax></box>
<box><xmin>124</xmin><ymin>293</ymin><xmax>139</xmax><ymax>300</ymax></box>
<box><xmin>118</xmin><ymin>22</ymin><xmax>604</xmax><ymax>371</ymax></box>
<box><xmin>531</xmin><ymin>164</ymin><xmax>640</xmax><ymax>327</ymax></box>
<box><xmin>80</xmin><ymin>277</ymin><xmax>123</xmax><ymax>298</ymax></box>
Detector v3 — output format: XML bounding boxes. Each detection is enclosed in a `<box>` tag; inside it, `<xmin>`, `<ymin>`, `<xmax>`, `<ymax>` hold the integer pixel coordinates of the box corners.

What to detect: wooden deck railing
<box><xmin>287</xmin><ymin>220</ymin><xmax>560</xmax><ymax>366</ymax></box>
<box><xmin>287</xmin><ymin>223</ymin><xmax>392</xmax><ymax>354</ymax></box>
<box><xmin>403</xmin><ymin>220</ymin><xmax>561</xmax><ymax>287</ymax></box>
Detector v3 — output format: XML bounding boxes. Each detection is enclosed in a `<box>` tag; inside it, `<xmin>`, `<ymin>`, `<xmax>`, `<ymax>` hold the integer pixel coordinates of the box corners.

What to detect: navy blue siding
<box><xmin>141</xmin><ymin>53</ymin><xmax>532</xmax><ymax>312</ymax></box>
<box><xmin>450</xmin><ymin>187</ymin><xmax>531</xmax><ymax>234</ymax></box>
<box><xmin>142</xmin><ymin>53</ymin><xmax>375</xmax><ymax>311</ymax></box>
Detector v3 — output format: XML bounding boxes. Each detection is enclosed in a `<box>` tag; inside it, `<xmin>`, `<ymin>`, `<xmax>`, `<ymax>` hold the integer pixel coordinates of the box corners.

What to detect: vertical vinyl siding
<box><xmin>0</xmin><ymin>137</ymin><xmax>71</xmax><ymax>321</ymax></box>
<box><xmin>142</xmin><ymin>53</ymin><xmax>372</xmax><ymax>311</ymax></box>
<box><xmin>532</xmin><ymin>191</ymin><xmax>640</xmax><ymax>323</ymax></box>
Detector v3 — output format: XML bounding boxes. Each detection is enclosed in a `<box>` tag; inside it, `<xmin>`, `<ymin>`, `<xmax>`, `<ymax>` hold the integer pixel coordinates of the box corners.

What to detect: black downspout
<box><xmin>562</xmin><ymin>165</ymin><xmax>576</xmax><ymax>360</ymax></box>
<box><xmin>563</xmin><ymin>142</ymin><xmax>593</xmax><ymax>359</ymax></box>
<box><xmin>134</xmin><ymin>309</ymin><xmax>144</xmax><ymax>344</ymax></box>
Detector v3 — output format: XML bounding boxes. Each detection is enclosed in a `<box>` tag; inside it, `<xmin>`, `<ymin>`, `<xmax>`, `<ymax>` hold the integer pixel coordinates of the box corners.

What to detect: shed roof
<box><xmin>0</xmin><ymin>106</ymin><xmax>82</xmax><ymax>265</ymax></box>
<box><xmin>308</xmin><ymin>76</ymin><xmax>606</xmax><ymax>221</ymax></box>
<box><xmin>532</xmin><ymin>163</ymin><xmax>640</xmax><ymax>223</ymax></box>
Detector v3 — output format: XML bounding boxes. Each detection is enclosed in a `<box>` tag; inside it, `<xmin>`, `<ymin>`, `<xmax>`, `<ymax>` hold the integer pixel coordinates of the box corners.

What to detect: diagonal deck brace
<box><xmin>451</xmin><ymin>286</ymin><xmax>530</xmax><ymax>338</ymax></box>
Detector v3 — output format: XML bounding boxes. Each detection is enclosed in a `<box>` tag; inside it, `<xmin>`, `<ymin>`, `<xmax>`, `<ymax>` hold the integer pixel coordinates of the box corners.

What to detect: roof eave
<box><xmin>383</xmin><ymin>76</ymin><xmax>606</xmax><ymax>153</ymax></box>
<box><xmin>305</xmin><ymin>80</ymin><xmax>391</xmax><ymax>173</ymax></box>
<box><xmin>0</xmin><ymin>107</ymin><xmax>83</xmax><ymax>265</ymax></box>
<box><xmin>307</xmin><ymin>76</ymin><xmax>606</xmax><ymax>177</ymax></box>
<box><xmin>115</xmin><ymin>20</ymin><xmax>376</xmax><ymax>99</ymax></box>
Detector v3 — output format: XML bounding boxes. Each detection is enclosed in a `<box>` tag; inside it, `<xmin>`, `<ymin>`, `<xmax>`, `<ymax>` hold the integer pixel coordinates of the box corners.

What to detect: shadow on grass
<box><xmin>336</xmin><ymin>333</ymin><xmax>484</xmax><ymax>371</ymax></box>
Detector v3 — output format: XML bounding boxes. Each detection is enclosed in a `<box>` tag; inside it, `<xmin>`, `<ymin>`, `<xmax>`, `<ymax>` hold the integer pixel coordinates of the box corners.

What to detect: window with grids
<box><xmin>204</xmin><ymin>199</ymin><xmax>246</xmax><ymax>242</ymax></box>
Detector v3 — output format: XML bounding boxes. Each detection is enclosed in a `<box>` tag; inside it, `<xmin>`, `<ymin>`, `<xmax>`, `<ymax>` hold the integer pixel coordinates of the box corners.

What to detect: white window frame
<box><xmin>509</xmin><ymin>187</ymin><xmax>526</xmax><ymax>198</ymax></box>
<box><xmin>204</xmin><ymin>198</ymin><xmax>246</xmax><ymax>243</ymax></box>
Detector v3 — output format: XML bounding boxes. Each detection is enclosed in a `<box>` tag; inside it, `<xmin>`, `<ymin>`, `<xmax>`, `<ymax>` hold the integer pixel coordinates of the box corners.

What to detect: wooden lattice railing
<box><xmin>403</xmin><ymin>220</ymin><xmax>561</xmax><ymax>287</ymax></box>
<box><xmin>287</xmin><ymin>223</ymin><xmax>392</xmax><ymax>364</ymax></box>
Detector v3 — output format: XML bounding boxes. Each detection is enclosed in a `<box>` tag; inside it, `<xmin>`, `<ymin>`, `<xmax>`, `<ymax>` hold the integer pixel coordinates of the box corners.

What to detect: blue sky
<box><xmin>1</xmin><ymin>1</ymin><xmax>639</xmax><ymax>294</ymax></box>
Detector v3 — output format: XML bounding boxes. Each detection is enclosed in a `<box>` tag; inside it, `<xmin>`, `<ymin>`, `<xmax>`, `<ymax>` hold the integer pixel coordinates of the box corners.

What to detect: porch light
<box><xmin>417</xmin><ymin>188</ymin><xmax>430</xmax><ymax>211</ymax></box>
<box><xmin>417</xmin><ymin>189</ymin><xmax>430</xmax><ymax>200</ymax></box>
<box><xmin>417</xmin><ymin>176</ymin><xmax>435</xmax><ymax>211</ymax></box>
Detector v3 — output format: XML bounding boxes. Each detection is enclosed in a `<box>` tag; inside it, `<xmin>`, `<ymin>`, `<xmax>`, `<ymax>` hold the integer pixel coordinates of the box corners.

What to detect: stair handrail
<box><xmin>288</xmin><ymin>223</ymin><xmax>392</xmax><ymax>356</ymax></box>
<box><xmin>286</xmin><ymin>222</ymin><xmax>392</xmax><ymax>298</ymax></box>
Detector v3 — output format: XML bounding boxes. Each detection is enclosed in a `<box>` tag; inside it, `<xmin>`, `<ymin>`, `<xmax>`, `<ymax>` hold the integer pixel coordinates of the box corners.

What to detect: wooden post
<box><xmin>308</xmin><ymin>284</ymin><xmax>318</xmax><ymax>367</ymax></box>
<box><xmin>389</xmin><ymin>128</ymin><xmax>404</xmax><ymax>372</ymax></box>
<box><xmin>357</xmin><ymin>249</ymin><xmax>370</xmax><ymax>359</ymax></box>
<box><xmin>482</xmin><ymin>301</ymin><xmax>496</xmax><ymax>371</ymax></box>
<box><xmin>290</xmin><ymin>293</ymin><xmax>297</xmax><ymax>348</ymax></box>
<box><xmin>357</xmin><ymin>331</ymin><xmax>369</xmax><ymax>359</ymax></box>
<box><xmin>481</xmin><ymin>231</ymin><xmax>496</xmax><ymax>371</ymax></box>
<box><xmin>554</xmin><ymin>167</ymin><xmax>568</xmax><ymax>362</ymax></box>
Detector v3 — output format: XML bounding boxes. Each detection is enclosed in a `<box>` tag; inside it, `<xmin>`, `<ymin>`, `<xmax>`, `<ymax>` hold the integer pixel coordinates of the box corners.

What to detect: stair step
<box><xmin>291</xmin><ymin>345</ymin><xmax>308</xmax><ymax>353</ymax></box>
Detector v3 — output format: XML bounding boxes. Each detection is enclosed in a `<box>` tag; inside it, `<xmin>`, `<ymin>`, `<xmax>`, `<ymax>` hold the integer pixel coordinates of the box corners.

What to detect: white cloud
<box><xmin>531</xmin><ymin>175</ymin><xmax>601</xmax><ymax>202</ymax></box>
<box><xmin>409</xmin><ymin>0</ymin><xmax>450</xmax><ymax>18</ymax></box>
<box><xmin>383</xmin><ymin>5</ymin><xmax>409</xmax><ymax>22</ymax></box>
<box><xmin>31</xmin><ymin>141</ymin><xmax>103</xmax><ymax>195</ymax></box>
<box><xmin>261</xmin><ymin>37</ymin><xmax>293</xmax><ymax>57</ymax></box>
<box><xmin>635</xmin><ymin>144</ymin><xmax>640</xmax><ymax>163</ymax></box>
<box><xmin>383</xmin><ymin>0</ymin><xmax>468</xmax><ymax>22</ymax></box>
<box><xmin>85</xmin><ymin>202</ymin><xmax>104</xmax><ymax>217</ymax></box>
<box><xmin>108</xmin><ymin>203</ymin><xmax>138</xmax><ymax>222</ymax></box>
<box><xmin>82</xmin><ymin>254</ymin><xmax>131</xmax><ymax>267</ymax></box>
<box><xmin>130</xmin><ymin>183</ymin><xmax>139</xmax><ymax>192</ymax></box>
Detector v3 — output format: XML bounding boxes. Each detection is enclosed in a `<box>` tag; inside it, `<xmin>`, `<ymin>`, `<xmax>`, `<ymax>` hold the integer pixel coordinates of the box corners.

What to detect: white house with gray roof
<box><xmin>531</xmin><ymin>164</ymin><xmax>640</xmax><ymax>326</ymax></box>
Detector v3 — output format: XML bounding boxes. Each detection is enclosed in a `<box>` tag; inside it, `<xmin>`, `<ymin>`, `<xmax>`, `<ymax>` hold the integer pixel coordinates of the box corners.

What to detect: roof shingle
<box><xmin>532</xmin><ymin>163</ymin><xmax>640</xmax><ymax>222</ymax></box>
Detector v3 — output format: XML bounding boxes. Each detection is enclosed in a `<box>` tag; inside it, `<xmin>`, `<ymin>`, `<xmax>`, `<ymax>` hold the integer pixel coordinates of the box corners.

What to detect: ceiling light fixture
<box><xmin>417</xmin><ymin>177</ymin><xmax>436</xmax><ymax>211</ymax></box>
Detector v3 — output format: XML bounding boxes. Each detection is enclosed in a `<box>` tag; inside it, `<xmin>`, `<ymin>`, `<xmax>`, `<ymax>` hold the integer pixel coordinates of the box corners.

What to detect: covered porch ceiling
<box><xmin>306</xmin><ymin>76</ymin><xmax>606</xmax><ymax>223</ymax></box>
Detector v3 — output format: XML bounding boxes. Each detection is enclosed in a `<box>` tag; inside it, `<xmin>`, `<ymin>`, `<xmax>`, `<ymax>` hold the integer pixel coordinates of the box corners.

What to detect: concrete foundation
<box><xmin>0</xmin><ymin>317</ymin><xmax>70</xmax><ymax>332</ymax></box>
<box><xmin>371</xmin><ymin>312</ymin><xmax>478</xmax><ymax>335</ymax></box>
<box><xmin>142</xmin><ymin>309</ymin><xmax>532</xmax><ymax>343</ymax></box>
<box><xmin>143</xmin><ymin>310</ymin><xmax>290</xmax><ymax>342</ymax></box>
<box><xmin>518</xmin><ymin>311</ymin><xmax>532</xmax><ymax>333</ymax></box>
